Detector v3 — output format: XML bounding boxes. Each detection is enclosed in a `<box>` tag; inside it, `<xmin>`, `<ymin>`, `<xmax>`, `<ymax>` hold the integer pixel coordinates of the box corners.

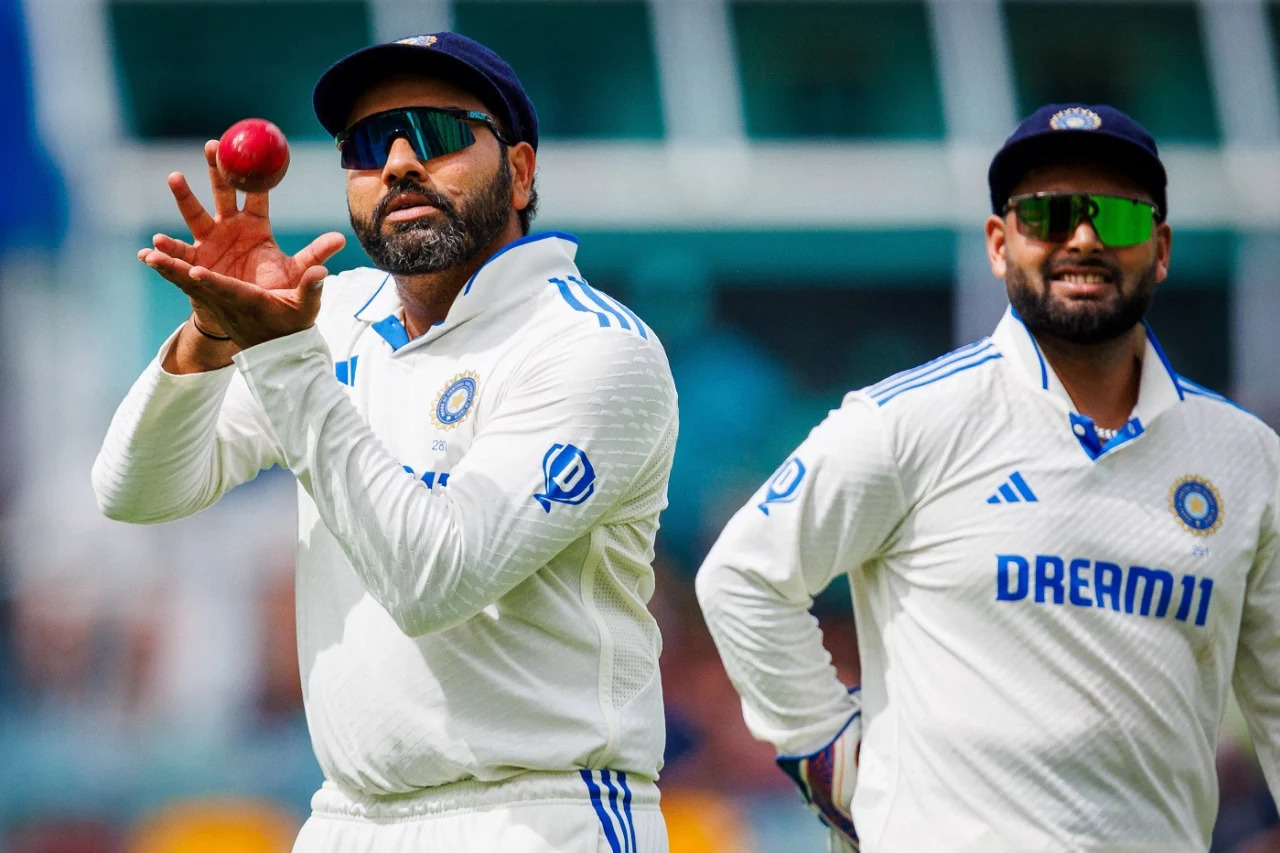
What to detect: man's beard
<box><xmin>350</xmin><ymin>156</ymin><xmax>514</xmax><ymax>275</ymax></box>
<box><xmin>1006</xmin><ymin>256</ymin><xmax>1158</xmax><ymax>345</ymax></box>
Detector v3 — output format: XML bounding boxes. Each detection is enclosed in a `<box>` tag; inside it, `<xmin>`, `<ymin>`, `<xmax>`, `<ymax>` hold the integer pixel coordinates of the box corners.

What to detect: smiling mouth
<box><xmin>1054</xmin><ymin>272</ymin><xmax>1110</xmax><ymax>285</ymax></box>
<box><xmin>1047</xmin><ymin>267</ymin><xmax>1115</xmax><ymax>296</ymax></box>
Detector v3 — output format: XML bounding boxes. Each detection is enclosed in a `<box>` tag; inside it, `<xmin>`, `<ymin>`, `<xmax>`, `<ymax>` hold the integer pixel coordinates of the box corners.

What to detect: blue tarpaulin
<box><xmin>0</xmin><ymin>0</ymin><xmax>67</xmax><ymax>250</ymax></box>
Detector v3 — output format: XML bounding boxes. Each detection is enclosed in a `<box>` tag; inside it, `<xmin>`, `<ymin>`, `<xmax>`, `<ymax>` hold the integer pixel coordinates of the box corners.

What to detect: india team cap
<box><xmin>988</xmin><ymin>103</ymin><xmax>1167</xmax><ymax>221</ymax></box>
<box><xmin>313</xmin><ymin>32</ymin><xmax>539</xmax><ymax>151</ymax></box>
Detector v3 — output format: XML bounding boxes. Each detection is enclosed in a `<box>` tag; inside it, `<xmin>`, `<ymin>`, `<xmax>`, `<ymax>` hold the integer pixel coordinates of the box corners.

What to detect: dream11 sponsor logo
<box><xmin>995</xmin><ymin>553</ymin><xmax>1214</xmax><ymax>627</ymax></box>
<box><xmin>535</xmin><ymin>443</ymin><xmax>596</xmax><ymax>513</ymax></box>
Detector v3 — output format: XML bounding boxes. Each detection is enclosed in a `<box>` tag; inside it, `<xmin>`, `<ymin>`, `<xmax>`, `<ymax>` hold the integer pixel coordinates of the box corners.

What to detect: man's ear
<box><xmin>1153</xmin><ymin>221</ymin><xmax>1172</xmax><ymax>286</ymax></box>
<box><xmin>509</xmin><ymin>142</ymin><xmax>535</xmax><ymax>211</ymax></box>
<box><xmin>986</xmin><ymin>214</ymin><xmax>1009</xmax><ymax>279</ymax></box>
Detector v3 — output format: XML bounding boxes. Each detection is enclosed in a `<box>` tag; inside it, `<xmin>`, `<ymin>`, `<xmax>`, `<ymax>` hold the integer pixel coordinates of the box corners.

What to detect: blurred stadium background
<box><xmin>3</xmin><ymin>0</ymin><xmax>1280</xmax><ymax>850</ymax></box>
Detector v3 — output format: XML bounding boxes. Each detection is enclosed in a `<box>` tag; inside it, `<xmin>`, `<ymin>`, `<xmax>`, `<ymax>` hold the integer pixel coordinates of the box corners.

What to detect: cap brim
<box><xmin>989</xmin><ymin>131</ymin><xmax>1167</xmax><ymax>213</ymax></box>
<box><xmin>313</xmin><ymin>43</ymin><xmax>508</xmax><ymax>137</ymax></box>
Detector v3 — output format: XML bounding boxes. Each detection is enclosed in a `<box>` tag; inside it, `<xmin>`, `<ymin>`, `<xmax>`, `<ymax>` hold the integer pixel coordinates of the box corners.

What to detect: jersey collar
<box><xmin>354</xmin><ymin>231</ymin><xmax>581</xmax><ymax>353</ymax></box>
<box><xmin>990</xmin><ymin>307</ymin><xmax>1185</xmax><ymax>458</ymax></box>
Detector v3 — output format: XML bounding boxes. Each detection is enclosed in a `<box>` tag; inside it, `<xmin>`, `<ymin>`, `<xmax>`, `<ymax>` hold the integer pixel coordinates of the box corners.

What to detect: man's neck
<box><xmin>392</xmin><ymin>223</ymin><xmax>523</xmax><ymax>339</ymax></box>
<box><xmin>1032</xmin><ymin>324</ymin><xmax>1146</xmax><ymax>430</ymax></box>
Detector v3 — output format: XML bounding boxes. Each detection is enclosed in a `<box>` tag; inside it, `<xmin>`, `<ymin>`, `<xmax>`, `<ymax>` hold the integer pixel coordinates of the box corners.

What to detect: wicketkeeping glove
<box><xmin>776</xmin><ymin>694</ymin><xmax>861</xmax><ymax>852</ymax></box>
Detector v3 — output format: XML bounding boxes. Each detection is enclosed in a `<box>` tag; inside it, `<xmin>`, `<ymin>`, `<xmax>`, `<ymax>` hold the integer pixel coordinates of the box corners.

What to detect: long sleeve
<box><xmin>695</xmin><ymin>394</ymin><xmax>907</xmax><ymax>755</ymax></box>
<box><xmin>1233</xmin><ymin>469</ymin><xmax>1280</xmax><ymax>796</ymax></box>
<box><xmin>234</xmin><ymin>324</ymin><xmax>676</xmax><ymax>638</ymax></box>
<box><xmin>92</xmin><ymin>332</ymin><xmax>285</xmax><ymax>523</ymax></box>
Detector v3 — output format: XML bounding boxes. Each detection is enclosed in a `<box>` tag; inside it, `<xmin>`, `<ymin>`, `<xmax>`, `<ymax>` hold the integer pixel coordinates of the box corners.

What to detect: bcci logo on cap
<box><xmin>535</xmin><ymin>444</ymin><xmax>596</xmax><ymax>513</ymax></box>
<box><xmin>1169</xmin><ymin>475</ymin><xmax>1223</xmax><ymax>536</ymax></box>
<box><xmin>397</xmin><ymin>35</ymin><xmax>438</xmax><ymax>47</ymax></box>
<box><xmin>1050</xmin><ymin>107</ymin><xmax>1102</xmax><ymax>131</ymax></box>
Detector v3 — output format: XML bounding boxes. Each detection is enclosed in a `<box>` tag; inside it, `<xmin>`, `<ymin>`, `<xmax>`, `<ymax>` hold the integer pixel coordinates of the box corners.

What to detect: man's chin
<box><xmin>382</xmin><ymin>220</ymin><xmax>438</xmax><ymax>237</ymax></box>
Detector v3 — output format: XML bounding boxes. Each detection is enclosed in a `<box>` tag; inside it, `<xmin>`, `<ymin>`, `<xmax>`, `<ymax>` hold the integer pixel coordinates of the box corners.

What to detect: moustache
<box><xmin>374</xmin><ymin>181</ymin><xmax>458</xmax><ymax>227</ymax></box>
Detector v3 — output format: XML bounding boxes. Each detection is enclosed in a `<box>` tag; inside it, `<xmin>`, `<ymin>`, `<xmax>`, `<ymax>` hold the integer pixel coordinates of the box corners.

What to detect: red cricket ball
<box><xmin>216</xmin><ymin>118</ymin><xmax>290</xmax><ymax>193</ymax></box>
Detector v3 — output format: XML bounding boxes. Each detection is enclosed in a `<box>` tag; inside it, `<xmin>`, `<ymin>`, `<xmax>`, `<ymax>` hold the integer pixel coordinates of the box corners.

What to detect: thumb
<box><xmin>296</xmin><ymin>265</ymin><xmax>328</xmax><ymax>314</ymax></box>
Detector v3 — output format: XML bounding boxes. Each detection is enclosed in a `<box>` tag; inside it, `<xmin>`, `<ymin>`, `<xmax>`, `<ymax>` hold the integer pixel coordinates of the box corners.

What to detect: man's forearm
<box><xmin>94</xmin><ymin>328</ymin><xmax>279</xmax><ymax>522</ymax></box>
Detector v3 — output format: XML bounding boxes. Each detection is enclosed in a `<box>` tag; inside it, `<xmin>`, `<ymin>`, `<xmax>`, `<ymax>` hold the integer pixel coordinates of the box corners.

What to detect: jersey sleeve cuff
<box><xmin>231</xmin><ymin>324</ymin><xmax>329</xmax><ymax>373</ymax></box>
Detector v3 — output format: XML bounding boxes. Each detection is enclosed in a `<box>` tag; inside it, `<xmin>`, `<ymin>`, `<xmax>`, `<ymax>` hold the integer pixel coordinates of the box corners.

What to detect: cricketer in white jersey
<box><xmin>94</xmin><ymin>32</ymin><xmax>675</xmax><ymax>853</ymax></box>
<box><xmin>697</xmin><ymin>103</ymin><xmax>1280</xmax><ymax>853</ymax></box>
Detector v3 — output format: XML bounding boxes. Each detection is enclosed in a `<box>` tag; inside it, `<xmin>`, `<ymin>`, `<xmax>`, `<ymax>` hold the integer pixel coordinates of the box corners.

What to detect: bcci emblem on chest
<box><xmin>432</xmin><ymin>372</ymin><xmax>479</xmax><ymax>430</ymax></box>
<box><xmin>1169</xmin><ymin>475</ymin><xmax>1224</xmax><ymax>536</ymax></box>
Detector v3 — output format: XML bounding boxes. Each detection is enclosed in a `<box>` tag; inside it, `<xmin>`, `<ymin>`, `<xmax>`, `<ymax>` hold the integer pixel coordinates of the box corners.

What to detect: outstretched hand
<box><xmin>139</xmin><ymin>139</ymin><xmax>346</xmax><ymax>349</ymax></box>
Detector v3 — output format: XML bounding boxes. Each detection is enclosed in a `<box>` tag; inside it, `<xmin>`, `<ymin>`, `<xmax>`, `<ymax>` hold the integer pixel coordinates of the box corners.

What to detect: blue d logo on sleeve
<box><xmin>535</xmin><ymin>444</ymin><xmax>597</xmax><ymax>512</ymax></box>
<box><xmin>758</xmin><ymin>457</ymin><xmax>807</xmax><ymax>515</ymax></box>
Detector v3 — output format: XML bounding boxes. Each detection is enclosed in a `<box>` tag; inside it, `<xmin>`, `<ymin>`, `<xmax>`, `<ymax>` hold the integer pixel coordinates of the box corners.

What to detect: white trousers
<box><xmin>293</xmin><ymin>770</ymin><xmax>668</xmax><ymax>853</ymax></box>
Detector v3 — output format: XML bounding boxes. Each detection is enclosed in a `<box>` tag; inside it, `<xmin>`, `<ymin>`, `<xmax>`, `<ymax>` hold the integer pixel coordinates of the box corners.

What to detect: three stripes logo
<box><xmin>551</xmin><ymin>275</ymin><xmax>650</xmax><ymax>339</ymax></box>
<box><xmin>865</xmin><ymin>340</ymin><xmax>1002</xmax><ymax>406</ymax></box>
<box><xmin>580</xmin><ymin>769</ymin><xmax>639</xmax><ymax>853</ymax></box>
<box><xmin>987</xmin><ymin>471</ymin><xmax>1039</xmax><ymax>505</ymax></box>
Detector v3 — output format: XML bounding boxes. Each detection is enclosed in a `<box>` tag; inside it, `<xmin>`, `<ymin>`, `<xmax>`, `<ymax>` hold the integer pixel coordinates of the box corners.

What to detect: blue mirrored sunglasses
<box><xmin>335</xmin><ymin>106</ymin><xmax>513</xmax><ymax>170</ymax></box>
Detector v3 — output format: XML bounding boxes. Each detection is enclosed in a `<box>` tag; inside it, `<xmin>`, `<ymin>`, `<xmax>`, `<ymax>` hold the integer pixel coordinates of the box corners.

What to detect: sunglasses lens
<box><xmin>1089</xmin><ymin>195</ymin><xmax>1155</xmax><ymax>247</ymax></box>
<box><xmin>339</xmin><ymin>108</ymin><xmax>478</xmax><ymax>169</ymax></box>
<box><xmin>1012</xmin><ymin>194</ymin><xmax>1155</xmax><ymax>247</ymax></box>
<box><xmin>1012</xmin><ymin>196</ymin><xmax>1069</xmax><ymax>241</ymax></box>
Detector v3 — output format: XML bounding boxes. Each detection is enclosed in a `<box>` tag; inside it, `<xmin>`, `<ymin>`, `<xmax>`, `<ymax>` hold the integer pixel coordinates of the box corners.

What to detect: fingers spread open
<box><xmin>140</xmin><ymin>249</ymin><xmax>201</xmax><ymax>296</ymax></box>
<box><xmin>243</xmin><ymin>188</ymin><xmax>270</xmax><ymax>219</ymax></box>
<box><xmin>152</xmin><ymin>233</ymin><xmax>197</xmax><ymax>264</ymax></box>
<box><xmin>168</xmin><ymin>173</ymin><xmax>215</xmax><ymax>239</ymax></box>
<box><xmin>293</xmin><ymin>231</ymin><xmax>347</xmax><ymax>270</ymax></box>
<box><xmin>188</xmin><ymin>265</ymin><xmax>263</xmax><ymax>303</ymax></box>
<box><xmin>204</xmin><ymin>139</ymin><xmax>238</xmax><ymax>217</ymax></box>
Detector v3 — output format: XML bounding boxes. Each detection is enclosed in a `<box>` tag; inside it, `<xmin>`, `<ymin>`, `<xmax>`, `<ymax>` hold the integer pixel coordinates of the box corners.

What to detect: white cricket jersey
<box><xmin>697</xmin><ymin>308</ymin><xmax>1280</xmax><ymax>853</ymax></box>
<box><xmin>93</xmin><ymin>233</ymin><xmax>679</xmax><ymax>796</ymax></box>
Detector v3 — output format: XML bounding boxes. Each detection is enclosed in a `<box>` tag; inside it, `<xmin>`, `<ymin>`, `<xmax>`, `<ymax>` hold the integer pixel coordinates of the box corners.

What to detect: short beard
<box><xmin>350</xmin><ymin>156</ymin><xmax>514</xmax><ymax>276</ymax></box>
<box><xmin>1006</xmin><ymin>257</ymin><xmax>1157</xmax><ymax>345</ymax></box>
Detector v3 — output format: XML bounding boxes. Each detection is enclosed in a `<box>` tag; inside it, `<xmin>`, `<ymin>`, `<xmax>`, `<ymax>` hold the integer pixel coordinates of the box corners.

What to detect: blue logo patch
<box><xmin>535</xmin><ymin>444</ymin><xmax>596</xmax><ymax>512</ymax></box>
<box><xmin>758</xmin><ymin>457</ymin><xmax>806</xmax><ymax>515</ymax></box>
<box><xmin>1170</xmin><ymin>476</ymin><xmax>1222</xmax><ymax>536</ymax></box>
<box><xmin>433</xmin><ymin>372</ymin><xmax>478</xmax><ymax>430</ymax></box>
<box><xmin>335</xmin><ymin>356</ymin><xmax>359</xmax><ymax>386</ymax></box>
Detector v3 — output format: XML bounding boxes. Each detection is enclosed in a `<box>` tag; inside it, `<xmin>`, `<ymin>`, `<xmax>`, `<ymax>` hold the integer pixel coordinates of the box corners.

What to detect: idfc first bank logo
<box><xmin>535</xmin><ymin>443</ymin><xmax>597</xmax><ymax>513</ymax></box>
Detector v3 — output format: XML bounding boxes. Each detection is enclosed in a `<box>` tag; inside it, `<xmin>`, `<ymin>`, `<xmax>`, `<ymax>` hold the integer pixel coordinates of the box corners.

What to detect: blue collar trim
<box><xmin>462</xmin><ymin>231</ymin><xmax>580</xmax><ymax>296</ymax></box>
<box><xmin>371</xmin><ymin>314</ymin><xmax>410</xmax><ymax>351</ymax></box>
<box><xmin>1070</xmin><ymin>413</ymin><xmax>1145</xmax><ymax>461</ymax></box>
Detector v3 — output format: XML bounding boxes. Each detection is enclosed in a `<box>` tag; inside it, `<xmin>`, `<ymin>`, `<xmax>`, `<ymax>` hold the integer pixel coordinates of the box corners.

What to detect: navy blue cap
<box><xmin>313</xmin><ymin>32</ymin><xmax>538</xmax><ymax>150</ymax></box>
<box><xmin>988</xmin><ymin>104</ymin><xmax>1167</xmax><ymax>220</ymax></box>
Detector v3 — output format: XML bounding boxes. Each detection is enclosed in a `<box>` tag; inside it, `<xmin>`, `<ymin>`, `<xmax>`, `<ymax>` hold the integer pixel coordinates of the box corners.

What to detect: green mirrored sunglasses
<box><xmin>1004</xmin><ymin>192</ymin><xmax>1159</xmax><ymax>248</ymax></box>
